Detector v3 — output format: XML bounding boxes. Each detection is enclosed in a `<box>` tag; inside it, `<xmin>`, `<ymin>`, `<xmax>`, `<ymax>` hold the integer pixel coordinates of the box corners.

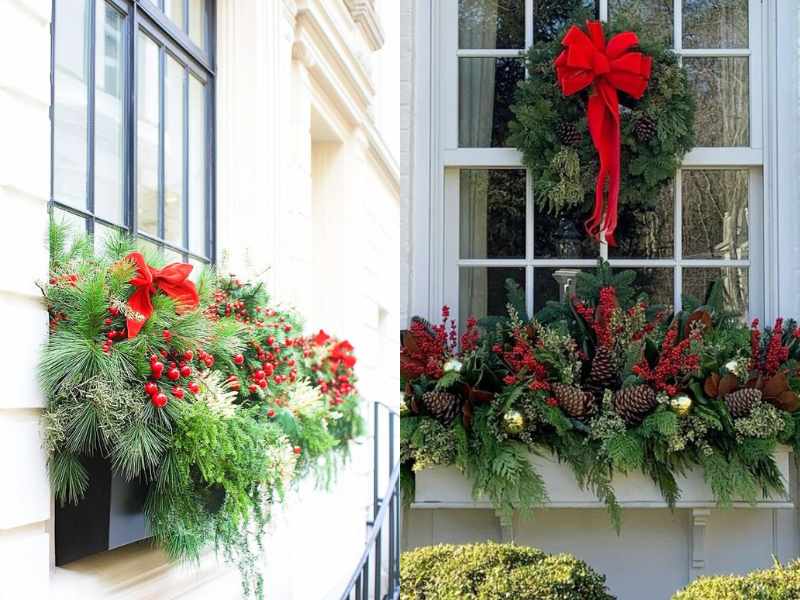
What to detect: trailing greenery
<box><xmin>400</xmin><ymin>542</ymin><xmax>614</xmax><ymax>600</ymax></box>
<box><xmin>401</xmin><ymin>261</ymin><xmax>800</xmax><ymax>531</ymax></box>
<box><xmin>672</xmin><ymin>560</ymin><xmax>800</xmax><ymax>600</ymax></box>
<box><xmin>508</xmin><ymin>12</ymin><xmax>695</xmax><ymax>218</ymax></box>
<box><xmin>41</xmin><ymin>221</ymin><xmax>364</xmax><ymax>598</ymax></box>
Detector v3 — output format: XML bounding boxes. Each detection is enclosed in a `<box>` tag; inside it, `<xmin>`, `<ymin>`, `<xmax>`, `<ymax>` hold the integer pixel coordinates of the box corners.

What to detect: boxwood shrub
<box><xmin>400</xmin><ymin>542</ymin><xmax>614</xmax><ymax>600</ymax></box>
<box><xmin>672</xmin><ymin>561</ymin><xmax>800</xmax><ymax>600</ymax></box>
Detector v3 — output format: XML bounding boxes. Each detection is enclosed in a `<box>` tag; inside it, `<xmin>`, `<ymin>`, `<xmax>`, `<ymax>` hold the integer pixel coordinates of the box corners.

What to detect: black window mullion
<box><xmin>158</xmin><ymin>44</ymin><xmax>166</xmax><ymax>241</ymax></box>
<box><xmin>182</xmin><ymin>66</ymin><xmax>189</xmax><ymax>255</ymax></box>
<box><xmin>86</xmin><ymin>0</ymin><xmax>97</xmax><ymax>234</ymax></box>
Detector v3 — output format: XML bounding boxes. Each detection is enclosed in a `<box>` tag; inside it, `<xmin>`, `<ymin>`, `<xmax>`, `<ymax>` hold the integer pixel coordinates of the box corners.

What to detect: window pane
<box><xmin>137</xmin><ymin>33</ymin><xmax>159</xmax><ymax>236</ymax></box>
<box><xmin>188</xmin><ymin>0</ymin><xmax>206</xmax><ymax>50</ymax></box>
<box><xmin>460</xmin><ymin>170</ymin><xmax>525</xmax><ymax>259</ymax></box>
<box><xmin>534</xmin><ymin>267</ymin><xmax>673</xmax><ymax>314</ymax></box>
<box><xmin>609</xmin><ymin>0</ymin><xmax>673</xmax><ymax>46</ymax></box>
<box><xmin>534</xmin><ymin>0</ymin><xmax>598</xmax><ymax>43</ymax></box>
<box><xmin>682</xmin><ymin>170</ymin><xmax>748</xmax><ymax>259</ymax></box>
<box><xmin>164</xmin><ymin>247</ymin><xmax>183</xmax><ymax>264</ymax></box>
<box><xmin>164</xmin><ymin>0</ymin><xmax>185</xmax><ymax>32</ymax></box>
<box><xmin>165</xmin><ymin>56</ymin><xmax>185</xmax><ymax>246</ymax></box>
<box><xmin>683</xmin><ymin>0</ymin><xmax>748</xmax><ymax>49</ymax></box>
<box><xmin>189</xmin><ymin>76</ymin><xmax>207</xmax><ymax>256</ymax></box>
<box><xmin>458</xmin><ymin>0</ymin><xmax>525</xmax><ymax>49</ymax></box>
<box><xmin>53</xmin><ymin>208</ymin><xmax>88</xmax><ymax>241</ymax></box>
<box><xmin>53</xmin><ymin>0</ymin><xmax>90</xmax><ymax>209</ymax></box>
<box><xmin>459</xmin><ymin>267</ymin><xmax>525</xmax><ymax>325</ymax></box>
<box><xmin>683</xmin><ymin>267</ymin><xmax>748</xmax><ymax>318</ymax></box>
<box><xmin>609</xmin><ymin>182</ymin><xmax>674</xmax><ymax>259</ymax></box>
<box><xmin>189</xmin><ymin>258</ymin><xmax>208</xmax><ymax>282</ymax></box>
<box><xmin>94</xmin><ymin>2</ymin><xmax>125</xmax><ymax>224</ymax></box>
<box><xmin>94</xmin><ymin>222</ymin><xmax>121</xmax><ymax>255</ymax></box>
<box><xmin>685</xmin><ymin>57</ymin><xmax>749</xmax><ymax>147</ymax></box>
<box><xmin>534</xmin><ymin>207</ymin><xmax>597</xmax><ymax>259</ymax></box>
<box><xmin>459</xmin><ymin>58</ymin><xmax>524</xmax><ymax>148</ymax></box>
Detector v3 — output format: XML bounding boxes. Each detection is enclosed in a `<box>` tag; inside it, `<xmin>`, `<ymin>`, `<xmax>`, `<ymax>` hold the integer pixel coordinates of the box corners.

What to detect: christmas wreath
<box><xmin>401</xmin><ymin>264</ymin><xmax>800</xmax><ymax>529</ymax></box>
<box><xmin>508</xmin><ymin>17</ymin><xmax>695</xmax><ymax>244</ymax></box>
<box><xmin>41</xmin><ymin>223</ymin><xmax>364</xmax><ymax>599</ymax></box>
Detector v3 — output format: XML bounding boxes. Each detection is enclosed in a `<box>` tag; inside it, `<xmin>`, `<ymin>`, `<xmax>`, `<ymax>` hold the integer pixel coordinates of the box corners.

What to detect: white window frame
<box><xmin>412</xmin><ymin>0</ymin><xmax>774</xmax><ymax>325</ymax></box>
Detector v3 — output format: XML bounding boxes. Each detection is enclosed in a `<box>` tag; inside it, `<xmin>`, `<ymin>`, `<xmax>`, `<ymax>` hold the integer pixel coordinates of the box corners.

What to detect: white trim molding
<box><xmin>343</xmin><ymin>0</ymin><xmax>385</xmax><ymax>51</ymax></box>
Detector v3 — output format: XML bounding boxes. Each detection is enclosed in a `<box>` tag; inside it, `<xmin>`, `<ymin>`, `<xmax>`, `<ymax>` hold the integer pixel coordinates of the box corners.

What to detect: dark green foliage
<box><xmin>509</xmin><ymin>13</ymin><xmax>695</xmax><ymax>223</ymax></box>
<box><xmin>401</xmin><ymin>542</ymin><xmax>614</xmax><ymax>600</ymax></box>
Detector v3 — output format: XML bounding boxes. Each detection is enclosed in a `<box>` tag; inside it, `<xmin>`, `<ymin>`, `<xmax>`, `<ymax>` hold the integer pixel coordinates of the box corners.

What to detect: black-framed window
<box><xmin>51</xmin><ymin>0</ymin><xmax>215</xmax><ymax>267</ymax></box>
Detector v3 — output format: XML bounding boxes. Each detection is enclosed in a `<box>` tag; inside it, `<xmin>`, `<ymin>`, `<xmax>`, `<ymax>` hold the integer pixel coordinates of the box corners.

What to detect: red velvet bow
<box><xmin>555</xmin><ymin>21</ymin><xmax>652</xmax><ymax>245</ymax></box>
<box><xmin>125</xmin><ymin>252</ymin><xmax>199</xmax><ymax>338</ymax></box>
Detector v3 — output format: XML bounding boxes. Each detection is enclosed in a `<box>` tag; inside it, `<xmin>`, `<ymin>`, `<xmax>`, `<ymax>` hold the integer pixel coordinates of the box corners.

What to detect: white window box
<box><xmin>412</xmin><ymin>446</ymin><xmax>794</xmax><ymax>509</ymax></box>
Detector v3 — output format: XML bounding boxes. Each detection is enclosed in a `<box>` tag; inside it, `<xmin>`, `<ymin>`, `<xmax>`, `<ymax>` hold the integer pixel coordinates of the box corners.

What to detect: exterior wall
<box><xmin>0</xmin><ymin>0</ymin><xmax>398</xmax><ymax>598</ymax></box>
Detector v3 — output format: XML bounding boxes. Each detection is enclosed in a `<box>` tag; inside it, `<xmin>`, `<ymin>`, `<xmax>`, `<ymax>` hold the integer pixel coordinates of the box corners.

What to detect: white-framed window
<box><xmin>428</xmin><ymin>0</ymin><xmax>766</xmax><ymax>327</ymax></box>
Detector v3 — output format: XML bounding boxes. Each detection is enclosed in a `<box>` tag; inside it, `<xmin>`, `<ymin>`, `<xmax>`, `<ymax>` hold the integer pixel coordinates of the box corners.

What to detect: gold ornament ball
<box><xmin>670</xmin><ymin>395</ymin><xmax>693</xmax><ymax>417</ymax></box>
<box><xmin>503</xmin><ymin>409</ymin><xmax>526</xmax><ymax>435</ymax></box>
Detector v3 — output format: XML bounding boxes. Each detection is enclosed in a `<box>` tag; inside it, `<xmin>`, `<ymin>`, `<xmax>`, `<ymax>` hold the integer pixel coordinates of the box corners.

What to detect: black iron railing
<box><xmin>340</xmin><ymin>401</ymin><xmax>400</xmax><ymax>600</ymax></box>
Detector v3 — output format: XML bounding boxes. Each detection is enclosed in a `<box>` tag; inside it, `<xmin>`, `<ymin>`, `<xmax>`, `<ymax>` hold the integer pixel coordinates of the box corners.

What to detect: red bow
<box><xmin>555</xmin><ymin>21</ymin><xmax>652</xmax><ymax>245</ymax></box>
<box><xmin>125</xmin><ymin>252</ymin><xmax>199</xmax><ymax>338</ymax></box>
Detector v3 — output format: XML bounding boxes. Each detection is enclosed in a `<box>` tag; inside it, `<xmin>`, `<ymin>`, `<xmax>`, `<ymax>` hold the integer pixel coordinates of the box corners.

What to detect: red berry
<box><xmin>267</xmin><ymin>409</ymin><xmax>275</xmax><ymax>418</ymax></box>
<box><xmin>167</xmin><ymin>367</ymin><xmax>180</xmax><ymax>381</ymax></box>
<box><xmin>150</xmin><ymin>354</ymin><xmax>159</xmax><ymax>364</ymax></box>
<box><xmin>102</xmin><ymin>344</ymin><xmax>110</xmax><ymax>353</ymax></box>
<box><xmin>144</xmin><ymin>382</ymin><xmax>158</xmax><ymax>396</ymax></box>
<box><xmin>183</xmin><ymin>350</ymin><xmax>194</xmax><ymax>361</ymax></box>
<box><xmin>233</xmin><ymin>353</ymin><xmax>245</xmax><ymax>365</ymax></box>
<box><xmin>258</xmin><ymin>379</ymin><xmax>267</xmax><ymax>389</ymax></box>
<box><xmin>163</xmin><ymin>329</ymin><xmax>172</xmax><ymax>341</ymax></box>
<box><xmin>104</xmin><ymin>318</ymin><xmax>112</xmax><ymax>326</ymax></box>
<box><xmin>248</xmin><ymin>384</ymin><xmax>258</xmax><ymax>393</ymax></box>
<box><xmin>180</xmin><ymin>365</ymin><xmax>192</xmax><ymax>377</ymax></box>
<box><xmin>293</xmin><ymin>446</ymin><xmax>302</xmax><ymax>455</ymax></box>
<box><xmin>266</xmin><ymin>336</ymin><xmax>275</xmax><ymax>346</ymax></box>
<box><xmin>188</xmin><ymin>382</ymin><xmax>200</xmax><ymax>394</ymax></box>
<box><xmin>547</xmin><ymin>397</ymin><xmax>558</xmax><ymax>407</ymax></box>
<box><xmin>151</xmin><ymin>362</ymin><xmax>164</xmax><ymax>379</ymax></box>
<box><xmin>254</xmin><ymin>369</ymin><xmax>265</xmax><ymax>380</ymax></box>
<box><xmin>109</xmin><ymin>306</ymin><xmax>120</xmax><ymax>316</ymax></box>
<box><xmin>204</xmin><ymin>356</ymin><xmax>214</xmax><ymax>368</ymax></box>
<box><xmin>161</xmin><ymin>350</ymin><xmax>168</xmax><ymax>357</ymax></box>
<box><xmin>171</xmin><ymin>386</ymin><xmax>185</xmax><ymax>399</ymax></box>
<box><xmin>262</xmin><ymin>363</ymin><xmax>274</xmax><ymax>376</ymax></box>
<box><xmin>152</xmin><ymin>393</ymin><xmax>168</xmax><ymax>408</ymax></box>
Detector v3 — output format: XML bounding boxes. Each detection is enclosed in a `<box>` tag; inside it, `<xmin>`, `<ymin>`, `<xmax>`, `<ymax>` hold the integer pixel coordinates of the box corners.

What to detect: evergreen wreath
<box><xmin>508</xmin><ymin>16</ymin><xmax>695</xmax><ymax>223</ymax></box>
<box><xmin>41</xmin><ymin>222</ymin><xmax>364</xmax><ymax>599</ymax></box>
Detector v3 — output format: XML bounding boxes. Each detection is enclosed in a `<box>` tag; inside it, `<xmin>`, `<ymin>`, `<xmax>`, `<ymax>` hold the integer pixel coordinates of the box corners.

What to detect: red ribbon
<box><xmin>555</xmin><ymin>21</ymin><xmax>652</xmax><ymax>245</ymax></box>
<box><xmin>125</xmin><ymin>252</ymin><xmax>199</xmax><ymax>338</ymax></box>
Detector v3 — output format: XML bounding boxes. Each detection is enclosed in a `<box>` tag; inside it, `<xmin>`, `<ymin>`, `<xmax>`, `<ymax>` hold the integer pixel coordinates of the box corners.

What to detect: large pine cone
<box><xmin>587</xmin><ymin>346</ymin><xmax>616</xmax><ymax>398</ymax></box>
<box><xmin>421</xmin><ymin>391</ymin><xmax>460</xmax><ymax>427</ymax></box>
<box><xmin>634</xmin><ymin>116</ymin><xmax>658</xmax><ymax>144</ymax></box>
<box><xmin>557</xmin><ymin>121</ymin><xmax>581</xmax><ymax>147</ymax></box>
<box><xmin>552</xmin><ymin>383</ymin><xmax>596</xmax><ymax>419</ymax></box>
<box><xmin>725</xmin><ymin>388</ymin><xmax>762</xmax><ymax>418</ymax></box>
<box><xmin>613</xmin><ymin>385</ymin><xmax>657</xmax><ymax>426</ymax></box>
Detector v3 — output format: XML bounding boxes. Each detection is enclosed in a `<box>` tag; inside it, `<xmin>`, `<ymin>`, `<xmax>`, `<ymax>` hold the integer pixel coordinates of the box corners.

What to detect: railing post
<box><xmin>373</xmin><ymin>401</ymin><xmax>380</xmax><ymax>518</ymax></box>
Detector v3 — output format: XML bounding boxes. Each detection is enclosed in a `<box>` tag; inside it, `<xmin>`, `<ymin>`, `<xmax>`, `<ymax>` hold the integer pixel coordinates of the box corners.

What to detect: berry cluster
<box><xmin>633</xmin><ymin>325</ymin><xmax>702</xmax><ymax>396</ymax></box>
<box><xmin>144</xmin><ymin>348</ymin><xmax>200</xmax><ymax>408</ymax></box>
<box><xmin>400</xmin><ymin>306</ymin><xmax>470</xmax><ymax>381</ymax></box>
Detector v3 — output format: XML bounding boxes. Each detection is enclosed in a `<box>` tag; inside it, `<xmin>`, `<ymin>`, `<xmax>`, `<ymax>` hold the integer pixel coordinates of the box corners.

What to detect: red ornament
<box><xmin>152</xmin><ymin>393</ymin><xmax>168</xmax><ymax>408</ymax></box>
<box><xmin>233</xmin><ymin>353</ymin><xmax>244</xmax><ymax>365</ymax></box>
<box><xmin>151</xmin><ymin>361</ymin><xmax>165</xmax><ymax>379</ymax></box>
<box><xmin>555</xmin><ymin>21</ymin><xmax>652</xmax><ymax>244</ymax></box>
<box><xmin>167</xmin><ymin>367</ymin><xmax>181</xmax><ymax>381</ymax></box>
<box><xmin>171</xmin><ymin>386</ymin><xmax>185</xmax><ymax>399</ymax></box>
<box><xmin>293</xmin><ymin>446</ymin><xmax>302</xmax><ymax>455</ymax></box>
<box><xmin>180</xmin><ymin>365</ymin><xmax>192</xmax><ymax>377</ymax></box>
<box><xmin>188</xmin><ymin>381</ymin><xmax>200</xmax><ymax>394</ymax></box>
<box><xmin>144</xmin><ymin>382</ymin><xmax>158</xmax><ymax>396</ymax></box>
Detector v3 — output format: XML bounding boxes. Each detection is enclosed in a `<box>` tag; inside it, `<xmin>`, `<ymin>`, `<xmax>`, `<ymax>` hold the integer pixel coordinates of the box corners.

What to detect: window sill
<box><xmin>411</xmin><ymin>446</ymin><xmax>794</xmax><ymax>510</ymax></box>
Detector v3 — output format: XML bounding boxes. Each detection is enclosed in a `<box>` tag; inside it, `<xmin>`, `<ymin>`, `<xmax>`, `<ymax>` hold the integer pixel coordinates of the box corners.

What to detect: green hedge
<box><xmin>672</xmin><ymin>561</ymin><xmax>800</xmax><ymax>600</ymax></box>
<box><xmin>400</xmin><ymin>542</ymin><xmax>614</xmax><ymax>600</ymax></box>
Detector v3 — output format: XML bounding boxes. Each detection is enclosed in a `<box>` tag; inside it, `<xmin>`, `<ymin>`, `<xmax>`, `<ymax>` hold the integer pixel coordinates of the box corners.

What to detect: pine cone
<box><xmin>634</xmin><ymin>116</ymin><xmax>657</xmax><ymax>143</ymax></box>
<box><xmin>587</xmin><ymin>346</ymin><xmax>616</xmax><ymax>398</ymax></box>
<box><xmin>613</xmin><ymin>385</ymin><xmax>657</xmax><ymax>425</ymax></box>
<box><xmin>725</xmin><ymin>388</ymin><xmax>762</xmax><ymax>418</ymax></box>
<box><xmin>421</xmin><ymin>391</ymin><xmax>461</xmax><ymax>427</ymax></box>
<box><xmin>552</xmin><ymin>383</ymin><xmax>596</xmax><ymax>419</ymax></box>
<box><xmin>557</xmin><ymin>121</ymin><xmax>581</xmax><ymax>147</ymax></box>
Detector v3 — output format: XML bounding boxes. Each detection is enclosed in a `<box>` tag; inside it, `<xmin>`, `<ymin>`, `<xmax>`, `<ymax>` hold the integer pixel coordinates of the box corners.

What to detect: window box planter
<box><xmin>412</xmin><ymin>446</ymin><xmax>794</xmax><ymax>510</ymax></box>
<box><xmin>55</xmin><ymin>456</ymin><xmax>150</xmax><ymax>566</ymax></box>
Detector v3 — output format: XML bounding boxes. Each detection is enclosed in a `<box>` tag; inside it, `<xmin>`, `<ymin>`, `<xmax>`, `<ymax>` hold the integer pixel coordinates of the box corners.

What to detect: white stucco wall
<box><xmin>0</xmin><ymin>0</ymin><xmax>399</xmax><ymax>598</ymax></box>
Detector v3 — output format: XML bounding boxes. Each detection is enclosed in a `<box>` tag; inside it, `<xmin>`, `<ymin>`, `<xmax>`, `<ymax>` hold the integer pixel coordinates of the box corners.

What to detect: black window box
<box><xmin>55</xmin><ymin>455</ymin><xmax>150</xmax><ymax>566</ymax></box>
